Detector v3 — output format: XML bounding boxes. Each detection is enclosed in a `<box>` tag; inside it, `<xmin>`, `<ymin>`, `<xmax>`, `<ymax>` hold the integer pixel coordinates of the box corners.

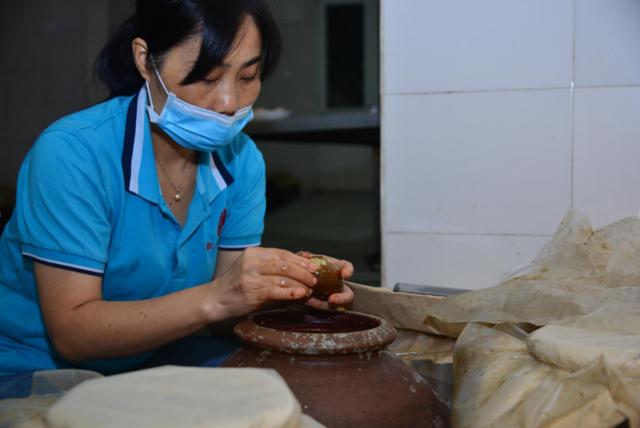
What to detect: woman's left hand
<box><xmin>297</xmin><ymin>251</ymin><xmax>355</xmax><ymax>310</ymax></box>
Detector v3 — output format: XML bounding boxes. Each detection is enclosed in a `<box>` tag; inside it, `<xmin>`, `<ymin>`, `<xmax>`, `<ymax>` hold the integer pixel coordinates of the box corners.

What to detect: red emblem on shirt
<box><xmin>217</xmin><ymin>209</ymin><xmax>227</xmax><ymax>236</ymax></box>
<box><xmin>206</xmin><ymin>242</ymin><xmax>213</xmax><ymax>251</ymax></box>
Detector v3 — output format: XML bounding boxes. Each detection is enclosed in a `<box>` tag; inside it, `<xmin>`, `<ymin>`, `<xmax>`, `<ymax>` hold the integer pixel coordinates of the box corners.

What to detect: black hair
<box><xmin>95</xmin><ymin>0</ymin><xmax>281</xmax><ymax>98</ymax></box>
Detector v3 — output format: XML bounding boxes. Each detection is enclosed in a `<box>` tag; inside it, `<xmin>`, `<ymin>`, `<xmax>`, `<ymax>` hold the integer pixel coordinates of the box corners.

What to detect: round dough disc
<box><xmin>47</xmin><ymin>366</ymin><xmax>306</xmax><ymax>428</ymax></box>
<box><xmin>527</xmin><ymin>325</ymin><xmax>640</xmax><ymax>375</ymax></box>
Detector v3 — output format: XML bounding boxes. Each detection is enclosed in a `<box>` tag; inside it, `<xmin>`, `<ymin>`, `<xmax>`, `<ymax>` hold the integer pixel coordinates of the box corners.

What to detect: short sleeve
<box><xmin>16</xmin><ymin>130</ymin><xmax>111</xmax><ymax>276</ymax></box>
<box><xmin>218</xmin><ymin>141</ymin><xmax>266</xmax><ymax>250</ymax></box>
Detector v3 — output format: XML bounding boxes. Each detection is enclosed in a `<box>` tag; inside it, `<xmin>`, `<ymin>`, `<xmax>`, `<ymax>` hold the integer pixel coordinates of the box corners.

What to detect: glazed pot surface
<box><xmin>223</xmin><ymin>309</ymin><xmax>449</xmax><ymax>428</ymax></box>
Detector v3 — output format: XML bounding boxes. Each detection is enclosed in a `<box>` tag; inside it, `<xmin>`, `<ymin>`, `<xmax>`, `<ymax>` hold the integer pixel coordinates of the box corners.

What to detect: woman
<box><xmin>0</xmin><ymin>0</ymin><xmax>354</xmax><ymax>396</ymax></box>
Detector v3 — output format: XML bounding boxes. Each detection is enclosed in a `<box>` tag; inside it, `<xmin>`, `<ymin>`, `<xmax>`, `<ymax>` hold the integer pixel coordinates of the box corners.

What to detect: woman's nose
<box><xmin>212</xmin><ymin>84</ymin><xmax>239</xmax><ymax>116</ymax></box>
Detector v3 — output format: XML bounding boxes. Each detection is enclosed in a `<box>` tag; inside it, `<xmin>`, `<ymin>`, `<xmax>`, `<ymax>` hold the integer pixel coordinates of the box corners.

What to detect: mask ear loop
<box><xmin>146</xmin><ymin>55</ymin><xmax>170</xmax><ymax>113</ymax></box>
<box><xmin>145</xmin><ymin>80</ymin><xmax>156</xmax><ymax>113</ymax></box>
<box><xmin>150</xmin><ymin>56</ymin><xmax>170</xmax><ymax>95</ymax></box>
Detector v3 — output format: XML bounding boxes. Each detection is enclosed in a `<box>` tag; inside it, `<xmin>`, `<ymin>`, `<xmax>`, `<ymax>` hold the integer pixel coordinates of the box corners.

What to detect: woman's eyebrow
<box><xmin>222</xmin><ymin>56</ymin><xmax>262</xmax><ymax>69</ymax></box>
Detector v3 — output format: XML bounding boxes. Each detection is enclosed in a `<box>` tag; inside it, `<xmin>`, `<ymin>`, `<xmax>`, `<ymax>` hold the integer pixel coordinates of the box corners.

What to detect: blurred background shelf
<box><xmin>248</xmin><ymin>110</ymin><xmax>380</xmax><ymax>145</ymax></box>
<box><xmin>262</xmin><ymin>190</ymin><xmax>380</xmax><ymax>285</ymax></box>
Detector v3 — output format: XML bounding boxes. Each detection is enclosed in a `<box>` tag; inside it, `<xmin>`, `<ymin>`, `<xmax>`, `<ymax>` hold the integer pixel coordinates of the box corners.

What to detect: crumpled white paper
<box><xmin>423</xmin><ymin>210</ymin><xmax>640</xmax><ymax>428</ymax></box>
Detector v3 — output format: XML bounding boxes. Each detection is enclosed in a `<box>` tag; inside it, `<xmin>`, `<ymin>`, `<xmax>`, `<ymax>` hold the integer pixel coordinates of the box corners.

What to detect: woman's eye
<box><xmin>241</xmin><ymin>74</ymin><xmax>258</xmax><ymax>82</ymax></box>
<box><xmin>203</xmin><ymin>78</ymin><xmax>220</xmax><ymax>85</ymax></box>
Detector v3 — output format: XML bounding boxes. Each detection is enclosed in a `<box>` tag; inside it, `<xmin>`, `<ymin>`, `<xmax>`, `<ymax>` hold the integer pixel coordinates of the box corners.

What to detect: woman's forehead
<box><xmin>167</xmin><ymin>16</ymin><xmax>261</xmax><ymax>73</ymax></box>
<box><xmin>221</xmin><ymin>16</ymin><xmax>263</xmax><ymax>66</ymax></box>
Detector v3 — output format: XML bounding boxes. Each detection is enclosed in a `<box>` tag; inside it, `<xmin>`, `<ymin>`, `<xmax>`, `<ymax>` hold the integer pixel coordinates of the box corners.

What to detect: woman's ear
<box><xmin>132</xmin><ymin>37</ymin><xmax>151</xmax><ymax>81</ymax></box>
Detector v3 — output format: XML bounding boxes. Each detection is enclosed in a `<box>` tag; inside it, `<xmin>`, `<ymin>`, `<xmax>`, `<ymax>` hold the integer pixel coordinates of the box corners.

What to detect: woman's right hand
<box><xmin>209</xmin><ymin>247</ymin><xmax>319</xmax><ymax>319</ymax></box>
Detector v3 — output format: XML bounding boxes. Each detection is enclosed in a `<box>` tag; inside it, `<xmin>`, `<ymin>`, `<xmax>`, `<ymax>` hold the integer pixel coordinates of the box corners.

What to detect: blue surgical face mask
<box><xmin>145</xmin><ymin>61</ymin><xmax>254</xmax><ymax>152</ymax></box>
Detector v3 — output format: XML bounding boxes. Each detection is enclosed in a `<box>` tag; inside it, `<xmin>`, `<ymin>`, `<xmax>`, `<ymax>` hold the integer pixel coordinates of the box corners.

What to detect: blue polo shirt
<box><xmin>0</xmin><ymin>87</ymin><xmax>266</xmax><ymax>376</ymax></box>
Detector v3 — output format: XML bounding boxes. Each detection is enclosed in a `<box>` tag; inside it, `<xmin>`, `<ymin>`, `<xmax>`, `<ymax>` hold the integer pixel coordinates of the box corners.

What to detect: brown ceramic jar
<box><xmin>223</xmin><ymin>309</ymin><xmax>449</xmax><ymax>428</ymax></box>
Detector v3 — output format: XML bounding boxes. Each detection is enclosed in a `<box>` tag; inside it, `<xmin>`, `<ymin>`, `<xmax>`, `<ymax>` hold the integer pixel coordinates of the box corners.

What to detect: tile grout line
<box><xmin>385</xmin><ymin>231</ymin><xmax>554</xmax><ymax>238</ymax></box>
<box><xmin>570</xmin><ymin>0</ymin><xmax>577</xmax><ymax>209</ymax></box>
<box><xmin>379</xmin><ymin>0</ymin><xmax>388</xmax><ymax>288</ymax></box>
<box><xmin>387</xmin><ymin>87</ymin><xmax>569</xmax><ymax>96</ymax></box>
<box><xmin>383</xmin><ymin>83</ymin><xmax>640</xmax><ymax>97</ymax></box>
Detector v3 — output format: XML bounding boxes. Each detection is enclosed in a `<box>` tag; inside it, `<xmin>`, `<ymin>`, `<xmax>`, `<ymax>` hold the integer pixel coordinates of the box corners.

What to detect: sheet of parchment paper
<box><xmin>424</xmin><ymin>210</ymin><xmax>640</xmax><ymax>335</ymax></box>
<box><xmin>421</xmin><ymin>210</ymin><xmax>640</xmax><ymax>427</ymax></box>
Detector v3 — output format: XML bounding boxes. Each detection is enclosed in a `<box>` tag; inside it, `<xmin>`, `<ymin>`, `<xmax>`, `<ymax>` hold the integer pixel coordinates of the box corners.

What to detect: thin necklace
<box><xmin>156</xmin><ymin>154</ymin><xmax>195</xmax><ymax>203</ymax></box>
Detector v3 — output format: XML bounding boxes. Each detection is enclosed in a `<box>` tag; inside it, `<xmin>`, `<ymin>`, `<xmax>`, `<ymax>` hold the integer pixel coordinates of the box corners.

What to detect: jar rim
<box><xmin>234</xmin><ymin>309</ymin><xmax>398</xmax><ymax>355</ymax></box>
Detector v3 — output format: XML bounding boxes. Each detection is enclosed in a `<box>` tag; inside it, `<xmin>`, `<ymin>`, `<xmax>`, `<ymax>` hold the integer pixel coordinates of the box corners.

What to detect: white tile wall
<box><xmin>381</xmin><ymin>0</ymin><xmax>573</xmax><ymax>94</ymax></box>
<box><xmin>383</xmin><ymin>90</ymin><xmax>572</xmax><ymax>235</ymax></box>
<box><xmin>575</xmin><ymin>0</ymin><xmax>640</xmax><ymax>87</ymax></box>
<box><xmin>381</xmin><ymin>0</ymin><xmax>640</xmax><ymax>288</ymax></box>
<box><xmin>384</xmin><ymin>232</ymin><xmax>549</xmax><ymax>290</ymax></box>
<box><xmin>574</xmin><ymin>87</ymin><xmax>640</xmax><ymax>228</ymax></box>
